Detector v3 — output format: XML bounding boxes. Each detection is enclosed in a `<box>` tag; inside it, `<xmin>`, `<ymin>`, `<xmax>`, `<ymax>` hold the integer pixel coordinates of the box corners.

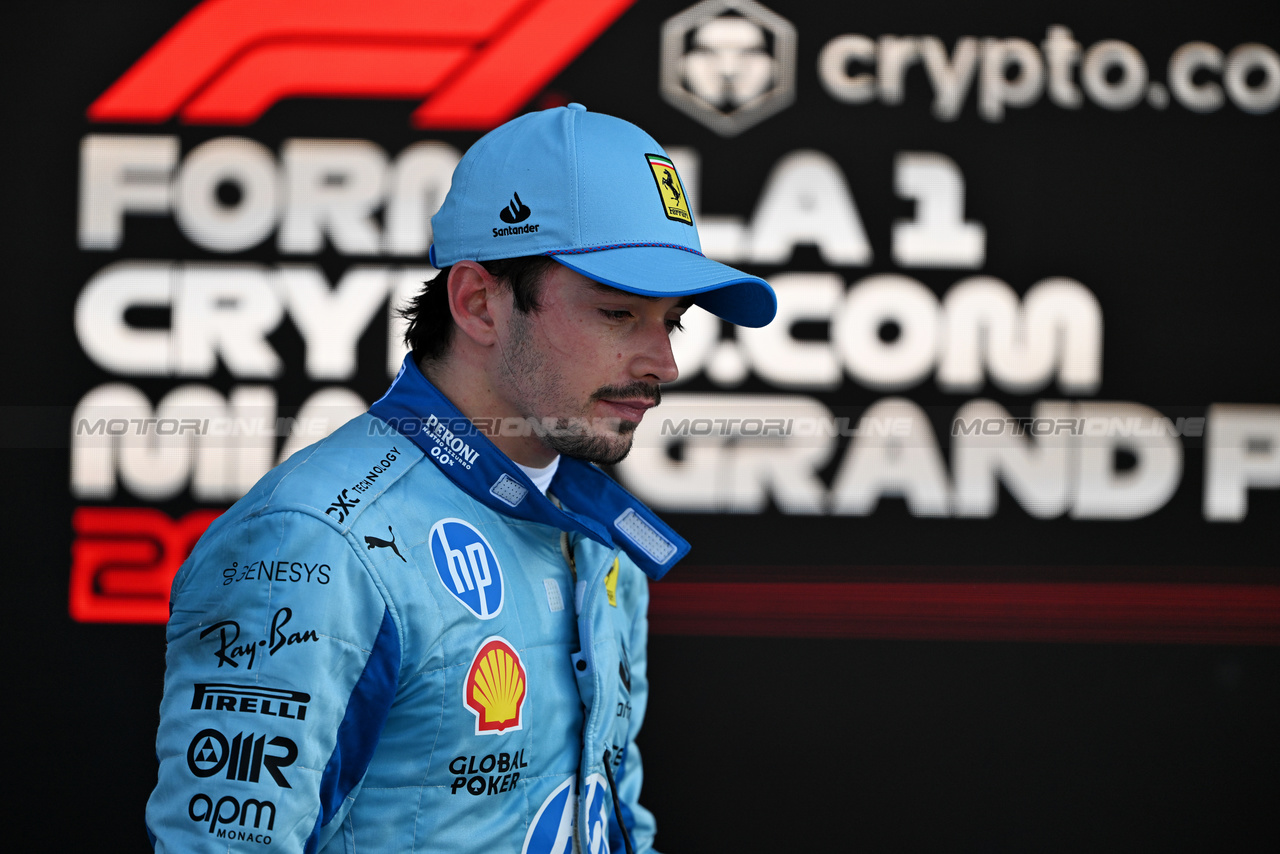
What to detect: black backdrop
<box><xmin>7</xmin><ymin>0</ymin><xmax>1279</xmax><ymax>849</ymax></box>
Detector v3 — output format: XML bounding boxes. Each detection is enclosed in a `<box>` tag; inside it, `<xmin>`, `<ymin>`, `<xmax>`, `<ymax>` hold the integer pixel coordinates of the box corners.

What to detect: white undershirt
<box><xmin>516</xmin><ymin>455</ymin><xmax>561</xmax><ymax>495</ymax></box>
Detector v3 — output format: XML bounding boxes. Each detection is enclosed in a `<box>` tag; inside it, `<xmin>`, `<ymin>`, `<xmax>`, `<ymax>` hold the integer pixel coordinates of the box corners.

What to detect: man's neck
<box><xmin>516</xmin><ymin>456</ymin><xmax>561</xmax><ymax>495</ymax></box>
<box><xmin>417</xmin><ymin>355</ymin><xmax>557</xmax><ymax>467</ymax></box>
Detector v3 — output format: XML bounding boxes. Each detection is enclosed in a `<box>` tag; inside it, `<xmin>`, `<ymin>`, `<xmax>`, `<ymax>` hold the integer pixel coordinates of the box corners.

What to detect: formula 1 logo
<box><xmin>660</xmin><ymin>0</ymin><xmax>796</xmax><ymax>136</ymax></box>
<box><xmin>69</xmin><ymin>507</ymin><xmax>222</xmax><ymax>623</ymax></box>
<box><xmin>87</xmin><ymin>0</ymin><xmax>637</xmax><ymax>129</ymax></box>
<box><xmin>430</xmin><ymin>519</ymin><xmax>504</xmax><ymax>619</ymax></box>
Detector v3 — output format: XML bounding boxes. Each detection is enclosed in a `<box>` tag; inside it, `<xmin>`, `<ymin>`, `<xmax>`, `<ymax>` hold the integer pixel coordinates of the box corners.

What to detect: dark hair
<box><xmin>400</xmin><ymin>256</ymin><xmax>559</xmax><ymax>361</ymax></box>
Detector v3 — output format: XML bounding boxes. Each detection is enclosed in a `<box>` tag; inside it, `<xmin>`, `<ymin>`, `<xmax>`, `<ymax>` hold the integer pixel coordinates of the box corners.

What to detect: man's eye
<box><xmin>665</xmin><ymin>317</ymin><xmax>685</xmax><ymax>334</ymax></box>
<box><xmin>601</xmin><ymin>309</ymin><xmax>633</xmax><ymax>321</ymax></box>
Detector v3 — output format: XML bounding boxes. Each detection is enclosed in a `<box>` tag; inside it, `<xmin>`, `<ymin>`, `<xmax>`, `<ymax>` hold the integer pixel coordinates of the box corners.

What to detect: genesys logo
<box><xmin>87</xmin><ymin>0</ymin><xmax>638</xmax><ymax>129</ymax></box>
<box><xmin>223</xmin><ymin>559</ymin><xmax>331</xmax><ymax>587</ymax></box>
<box><xmin>662</xmin><ymin>1</ymin><xmax>1280</xmax><ymax>132</ymax></box>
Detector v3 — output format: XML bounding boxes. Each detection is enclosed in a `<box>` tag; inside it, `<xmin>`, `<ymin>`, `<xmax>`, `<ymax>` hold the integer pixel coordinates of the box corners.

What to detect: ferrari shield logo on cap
<box><xmin>646</xmin><ymin>153</ymin><xmax>693</xmax><ymax>225</ymax></box>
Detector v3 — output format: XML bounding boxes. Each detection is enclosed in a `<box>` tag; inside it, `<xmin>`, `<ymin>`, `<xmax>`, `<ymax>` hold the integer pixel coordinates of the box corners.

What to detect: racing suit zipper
<box><xmin>603</xmin><ymin>747</ymin><xmax>636</xmax><ymax>854</ymax></box>
<box><xmin>552</xmin><ymin>493</ymin><xmax>634</xmax><ymax>854</ymax></box>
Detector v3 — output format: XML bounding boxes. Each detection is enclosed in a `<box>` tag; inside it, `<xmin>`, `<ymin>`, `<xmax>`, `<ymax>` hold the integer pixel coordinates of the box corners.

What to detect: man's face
<box><xmin>493</xmin><ymin>263</ymin><xmax>687</xmax><ymax>465</ymax></box>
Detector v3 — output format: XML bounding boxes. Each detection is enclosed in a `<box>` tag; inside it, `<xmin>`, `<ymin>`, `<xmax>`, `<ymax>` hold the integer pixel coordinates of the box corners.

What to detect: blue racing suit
<box><xmin>145</xmin><ymin>355</ymin><xmax>688</xmax><ymax>853</ymax></box>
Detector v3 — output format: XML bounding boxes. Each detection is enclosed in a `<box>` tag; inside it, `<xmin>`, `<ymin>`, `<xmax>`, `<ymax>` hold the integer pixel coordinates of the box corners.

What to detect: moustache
<box><xmin>591</xmin><ymin>382</ymin><xmax>662</xmax><ymax>407</ymax></box>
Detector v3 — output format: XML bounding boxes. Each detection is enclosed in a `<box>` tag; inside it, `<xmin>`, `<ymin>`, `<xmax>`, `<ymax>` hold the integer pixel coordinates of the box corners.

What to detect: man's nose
<box><xmin>635</xmin><ymin>323</ymin><xmax>680</xmax><ymax>385</ymax></box>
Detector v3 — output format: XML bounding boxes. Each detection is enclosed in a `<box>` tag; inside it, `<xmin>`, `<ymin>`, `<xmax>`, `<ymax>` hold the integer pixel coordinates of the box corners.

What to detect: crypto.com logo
<box><xmin>660</xmin><ymin>0</ymin><xmax>796</xmax><ymax>136</ymax></box>
<box><xmin>87</xmin><ymin>0</ymin><xmax>636</xmax><ymax>129</ymax></box>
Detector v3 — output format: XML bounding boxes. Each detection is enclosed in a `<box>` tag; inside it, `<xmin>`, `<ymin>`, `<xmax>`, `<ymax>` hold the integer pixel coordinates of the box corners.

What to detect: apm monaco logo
<box><xmin>86</xmin><ymin>0</ymin><xmax>638</xmax><ymax>129</ymax></box>
<box><xmin>464</xmin><ymin>637</ymin><xmax>528</xmax><ymax>735</ymax></box>
<box><xmin>660</xmin><ymin>0</ymin><xmax>797</xmax><ymax>136</ymax></box>
<box><xmin>430</xmin><ymin>519</ymin><xmax>504</xmax><ymax>619</ymax></box>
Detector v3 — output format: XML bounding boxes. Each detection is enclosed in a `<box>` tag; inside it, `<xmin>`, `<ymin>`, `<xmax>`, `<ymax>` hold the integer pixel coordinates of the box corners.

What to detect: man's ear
<box><xmin>446</xmin><ymin>261</ymin><xmax>507</xmax><ymax>347</ymax></box>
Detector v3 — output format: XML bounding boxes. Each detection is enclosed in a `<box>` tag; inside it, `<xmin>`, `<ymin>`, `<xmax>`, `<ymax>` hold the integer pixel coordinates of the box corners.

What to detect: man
<box><xmin>145</xmin><ymin>104</ymin><xmax>775</xmax><ymax>853</ymax></box>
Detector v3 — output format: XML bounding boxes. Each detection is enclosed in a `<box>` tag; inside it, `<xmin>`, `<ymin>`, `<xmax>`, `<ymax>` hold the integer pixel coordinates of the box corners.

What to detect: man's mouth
<box><xmin>597</xmin><ymin>398</ymin><xmax>656</xmax><ymax>422</ymax></box>
<box><xmin>592</xmin><ymin>383</ymin><xmax>661</xmax><ymax>424</ymax></box>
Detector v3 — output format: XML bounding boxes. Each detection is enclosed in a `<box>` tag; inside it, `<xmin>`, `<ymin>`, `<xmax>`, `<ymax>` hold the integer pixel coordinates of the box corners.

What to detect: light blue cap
<box><xmin>429</xmin><ymin>104</ymin><xmax>776</xmax><ymax>327</ymax></box>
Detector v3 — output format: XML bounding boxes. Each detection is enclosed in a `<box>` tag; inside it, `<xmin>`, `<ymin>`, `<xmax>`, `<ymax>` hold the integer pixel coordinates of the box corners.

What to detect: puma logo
<box><xmin>365</xmin><ymin>526</ymin><xmax>406</xmax><ymax>562</ymax></box>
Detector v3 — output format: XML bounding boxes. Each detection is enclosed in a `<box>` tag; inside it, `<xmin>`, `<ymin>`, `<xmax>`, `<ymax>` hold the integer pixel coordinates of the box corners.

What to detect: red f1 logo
<box><xmin>87</xmin><ymin>0</ymin><xmax>636</xmax><ymax>129</ymax></box>
<box><xmin>70</xmin><ymin>507</ymin><xmax>221</xmax><ymax>623</ymax></box>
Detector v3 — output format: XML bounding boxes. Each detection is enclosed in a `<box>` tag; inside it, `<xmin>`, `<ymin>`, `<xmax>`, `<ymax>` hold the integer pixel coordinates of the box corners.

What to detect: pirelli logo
<box><xmin>191</xmin><ymin>683</ymin><xmax>310</xmax><ymax>721</ymax></box>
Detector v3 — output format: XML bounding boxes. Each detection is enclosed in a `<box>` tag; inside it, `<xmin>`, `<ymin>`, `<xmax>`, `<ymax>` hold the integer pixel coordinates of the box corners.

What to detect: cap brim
<box><xmin>550</xmin><ymin>246</ymin><xmax>776</xmax><ymax>327</ymax></box>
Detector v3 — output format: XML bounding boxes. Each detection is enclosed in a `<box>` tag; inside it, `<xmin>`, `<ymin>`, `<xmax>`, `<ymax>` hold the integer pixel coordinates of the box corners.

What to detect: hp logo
<box><xmin>430</xmin><ymin>519</ymin><xmax>504</xmax><ymax>619</ymax></box>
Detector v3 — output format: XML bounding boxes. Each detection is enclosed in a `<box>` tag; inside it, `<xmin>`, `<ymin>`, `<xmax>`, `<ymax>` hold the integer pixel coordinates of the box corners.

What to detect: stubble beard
<box><xmin>540</xmin><ymin>402</ymin><xmax>649</xmax><ymax>465</ymax></box>
<box><xmin>503</xmin><ymin>310</ymin><xmax>658</xmax><ymax>466</ymax></box>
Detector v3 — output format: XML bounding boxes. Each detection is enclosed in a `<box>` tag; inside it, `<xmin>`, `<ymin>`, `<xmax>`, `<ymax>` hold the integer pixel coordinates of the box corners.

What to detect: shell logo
<box><xmin>465</xmin><ymin>636</ymin><xmax>527</xmax><ymax>735</ymax></box>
